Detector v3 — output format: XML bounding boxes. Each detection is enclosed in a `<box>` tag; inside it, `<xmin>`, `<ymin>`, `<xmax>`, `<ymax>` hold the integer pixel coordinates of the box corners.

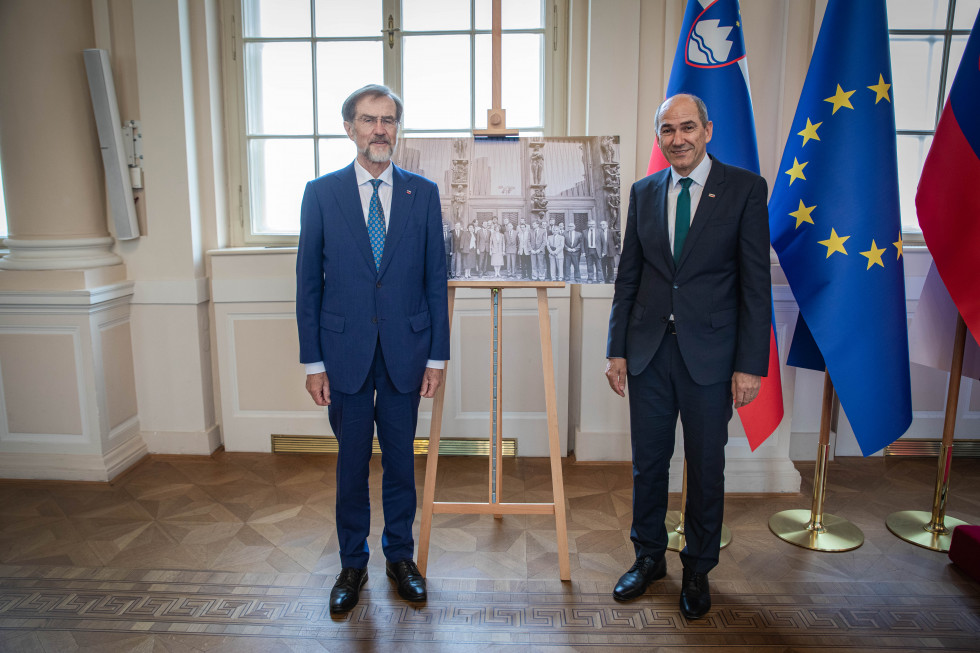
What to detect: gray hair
<box><xmin>654</xmin><ymin>93</ymin><xmax>709</xmax><ymax>134</ymax></box>
<box><xmin>341</xmin><ymin>84</ymin><xmax>404</xmax><ymax>123</ymax></box>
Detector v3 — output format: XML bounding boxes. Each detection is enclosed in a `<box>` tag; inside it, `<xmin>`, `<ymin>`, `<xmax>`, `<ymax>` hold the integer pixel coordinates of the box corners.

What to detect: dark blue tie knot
<box><xmin>370</xmin><ymin>179</ymin><xmax>382</xmax><ymax>191</ymax></box>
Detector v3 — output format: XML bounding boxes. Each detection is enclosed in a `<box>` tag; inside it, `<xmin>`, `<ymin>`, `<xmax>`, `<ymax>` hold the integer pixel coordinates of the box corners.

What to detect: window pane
<box><xmin>476</xmin><ymin>0</ymin><xmax>544</xmax><ymax>30</ymax></box>
<box><xmin>245</xmin><ymin>43</ymin><xmax>313</xmax><ymax>135</ymax></box>
<box><xmin>953</xmin><ymin>0</ymin><xmax>980</xmax><ymax>29</ymax></box>
<box><xmin>249</xmin><ymin>139</ymin><xmax>314</xmax><ymax>234</ymax></box>
<box><xmin>475</xmin><ymin>35</ymin><xmax>490</xmax><ymax>129</ymax></box>
<box><xmin>886</xmin><ymin>0</ymin><xmax>948</xmax><ymax>30</ymax></box>
<box><xmin>502</xmin><ymin>34</ymin><xmax>543</xmax><ymax>127</ymax></box>
<box><xmin>402</xmin><ymin>35</ymin><xmax>471</xmax><ymax>130</ymax></box>
<box><xmin>890</xmin><ymin>35</ymin><xmax>944</xmax><ymax>130</ymax></box>
<box><xmin>475</xmin><ymin>34</ymin><xmax>543</xmax><ymax>129</ymax></box>
<box><xmin>896</xmin><ymin>134</ymin><xmax>931</xmax><ymax>233</ymax></box>
<box><xmin>944</xmin><ymin>35</ymin><xmax>969</xmax><ymax>100</ymax></box>
<box><xmin>314</xmin><ymin>0</ymin><xmax>381</xmax><ymax>37</ymax></box>
<box><xmin>318</xmin><ymin>137</ymin><xmax>356</xmax><ymax>175</ymax></box>
<box><xmin>316</xmin><ymin>41</ymin><xmax>384</xmax><ymax>135</ymax></box>
<box><xmin>402</xmin><ymin>0</ymin><xmax>469</xmax><ymax>31</ymax></box>
<box><xmin>243</xmin><ymin>0</ymin><xmax>310</xmax><ymax>38</ymax></box>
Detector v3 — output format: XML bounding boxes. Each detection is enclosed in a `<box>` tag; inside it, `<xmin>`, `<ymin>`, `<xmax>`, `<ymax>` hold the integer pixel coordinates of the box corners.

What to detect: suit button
<box><xmin>372</xmin><ymin>316</ymin><xmax>378</xmax><ymax>324</ymax></box>
<box><xmin>673</xmin><ymin>284</ymin><xmax>679</xmax><ymax>289</ymax></box>
<box><xmin>376</xmin><ymin>281</ymin><xmax>382</xmax><ymax>288</ymax></box>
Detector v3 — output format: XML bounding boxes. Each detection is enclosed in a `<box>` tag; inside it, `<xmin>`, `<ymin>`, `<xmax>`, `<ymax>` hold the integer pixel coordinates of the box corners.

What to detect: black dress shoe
<box><xmin>613</xmin><ymin>555</ymin><xmax>667</xmax><ymax>601</ymax></box>
<box><xmin>679</xmin><ymin>568</ymin><xmax>711</xmax><ymax>619</ymax></box>
<box><xmin>330</xmin><ymin>567</ymin><xmax>368</xmax><ymax>614</ymax></box>
<box><xmin>386</xmin><ymin>559</ymin><xmax>427</xmax><ymax>602</ymax></box>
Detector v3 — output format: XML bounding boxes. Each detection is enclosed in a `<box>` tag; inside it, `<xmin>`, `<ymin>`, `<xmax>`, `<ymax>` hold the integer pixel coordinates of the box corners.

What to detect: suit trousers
<box><xmin>626</xmin><ymin>330</ymin><xmax>732</xmax><ymax>573</ymax></box>
<box><xmin>585</xmin><ymin>248</ymin><xmax>601</xmax><ymax>281</ymax></box>
<box><xmin>328</xmin><ymin>340</ymin><xmax>421</xmax><ymax>568</ymax></box>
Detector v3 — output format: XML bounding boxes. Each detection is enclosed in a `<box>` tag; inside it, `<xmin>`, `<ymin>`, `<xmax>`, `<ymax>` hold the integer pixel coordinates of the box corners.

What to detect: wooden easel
<box><xmin>417</xmin><ymin>280</ymin><xmax>571</xmax><ymax>581</ymax></box>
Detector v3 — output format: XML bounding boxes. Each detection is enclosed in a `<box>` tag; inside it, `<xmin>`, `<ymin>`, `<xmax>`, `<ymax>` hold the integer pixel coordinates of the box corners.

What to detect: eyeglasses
<box><xmin>356</xmin><ymin>115</ymin><xmax>399</xmax><ymax>128</ymax></box>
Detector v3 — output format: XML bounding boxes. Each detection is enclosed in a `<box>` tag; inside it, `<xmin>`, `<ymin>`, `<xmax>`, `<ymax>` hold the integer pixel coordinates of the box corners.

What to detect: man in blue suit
<box><xmin>605</xmin><ymin>94</ymin><xmax>771</xmax><ymax>619</ymax></box>
<box><xmin>296</xmin><ymin>84</ymin><xmax>450</xmax><ymax>614</ymax></box>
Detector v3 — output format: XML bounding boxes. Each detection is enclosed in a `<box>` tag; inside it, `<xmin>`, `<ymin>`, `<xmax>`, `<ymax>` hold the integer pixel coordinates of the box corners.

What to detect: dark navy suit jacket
<box><xmin>607</xmin><ymin>156</ymin><xmax>771</xmax><ymax>385</ymax></box>
<box><xmin>296</xmin><ymin>162</ymin><xmax>450</xmax><ymax>395</ymax></box>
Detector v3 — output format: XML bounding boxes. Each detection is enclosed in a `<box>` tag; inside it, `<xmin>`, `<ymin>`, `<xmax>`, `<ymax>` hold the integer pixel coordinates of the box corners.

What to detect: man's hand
<box><xmin>731</xmin><ymin>371</ymin><xmax>761</xmax><ymax>408</ymax></box>
<box><xmin>605</xmin><ymin>357</ymin><xmax>627</xmax><ymax>397</ymax></box>
<box><xmin>420</xmin><ymin>367</ymin><xmax>445</xmax><ymax>398</ymax></box>
<box><xmin>306</xmin><ymin>372</ymin><xmax>330</xmax><ymax>406</ymax></box>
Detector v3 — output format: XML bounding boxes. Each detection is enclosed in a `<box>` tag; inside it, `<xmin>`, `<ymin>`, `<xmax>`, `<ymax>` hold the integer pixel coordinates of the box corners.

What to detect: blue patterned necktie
<box><xmin>367</xmin><ymin>178</ymin><xmax>386</xmax><ymax>270</ymax></box>
<box><xmin>674</xmin><ymin>177</ymin><xmax>693</xmax><ymax>264</ymax></box>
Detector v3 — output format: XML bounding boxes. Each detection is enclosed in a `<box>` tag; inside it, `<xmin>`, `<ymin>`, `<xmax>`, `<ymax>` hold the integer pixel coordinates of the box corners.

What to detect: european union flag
<box><xmin>769</xmin><ymin>0</ymin><xmax>912</xmax><ymax>455</ymax></box>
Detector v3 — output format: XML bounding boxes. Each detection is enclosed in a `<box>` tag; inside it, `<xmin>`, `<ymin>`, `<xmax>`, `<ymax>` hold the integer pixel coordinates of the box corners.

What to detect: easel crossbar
<box><xmin>432</xmin><ymin>502</ymin><xmax>556</xmax><ymax>515</ymax></box>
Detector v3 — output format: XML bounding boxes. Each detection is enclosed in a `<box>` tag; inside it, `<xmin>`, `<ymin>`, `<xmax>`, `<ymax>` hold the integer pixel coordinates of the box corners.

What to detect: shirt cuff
<box><xmin>305</xmin><ymin>361</ymin><xmax>326</xmax><ymax>375</ymax></box>
<box><xmin>426</xmin><ymin>360</ymin><xmax>445</xmax><ymax>369</ymax></box>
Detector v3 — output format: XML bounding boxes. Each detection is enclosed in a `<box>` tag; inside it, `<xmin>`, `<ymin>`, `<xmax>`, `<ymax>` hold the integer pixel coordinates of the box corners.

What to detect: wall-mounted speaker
<box><xmin>83</xmin><ymin>48</ymin><xmax>140</xmax><ymax>241</ymax></box>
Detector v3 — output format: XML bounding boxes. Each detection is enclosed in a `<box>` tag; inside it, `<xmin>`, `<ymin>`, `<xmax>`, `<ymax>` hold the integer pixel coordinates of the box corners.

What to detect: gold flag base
<box><xmin>664</xmin><ymin>510</ymin><xmax>731</xmax><ymax>552</ymax></box>
<box><xmin>769</xmin><ymin>508</ymin><xmax>863</xmax><ymax>552</ymax></box>
<box><xmin>885</xmin><ymin>510</ymin><xmax>970</xmax><ymax>552</ymax></box>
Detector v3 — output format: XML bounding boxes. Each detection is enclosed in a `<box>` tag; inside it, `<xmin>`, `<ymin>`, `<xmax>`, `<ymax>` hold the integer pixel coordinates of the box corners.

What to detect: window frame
<box><xmin>221</xmin><ymin>0</ymin><xmax>568</xmax><ymax>246</ymax></box>
<box><xmin>888</xmin><ymin>0</ymin><xmax>974</xmax><ymax>240</ymax></box>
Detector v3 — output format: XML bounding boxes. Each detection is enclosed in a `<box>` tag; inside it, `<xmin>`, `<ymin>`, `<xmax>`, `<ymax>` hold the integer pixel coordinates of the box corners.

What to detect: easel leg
<box><xmin>490</xmin><ymin>289</ymin><xmax>504</xmax><ymax>519</ymax></box>
<box><xmin>418</xmin><ymin>288</ymin><xmax>456</xmax><ymax>575</ymax></box>
<box><xmin>537</xmin><ymin>288</ymin><xmax>571</xmax><ymax>580</ymax></box>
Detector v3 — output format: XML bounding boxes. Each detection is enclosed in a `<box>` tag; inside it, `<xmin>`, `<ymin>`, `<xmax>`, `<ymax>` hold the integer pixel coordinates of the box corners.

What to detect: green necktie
<box><xmin>674</xmin><ymin>177</ymin><xmax>693</xmax><ymax>264</ymax></box>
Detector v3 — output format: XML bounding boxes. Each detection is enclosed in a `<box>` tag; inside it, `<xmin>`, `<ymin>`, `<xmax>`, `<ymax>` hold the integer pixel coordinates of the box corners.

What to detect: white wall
<box><xmin>2</xmin><ymin>0</ymin><xmax>978</xmax><ymax>484</ymax></box>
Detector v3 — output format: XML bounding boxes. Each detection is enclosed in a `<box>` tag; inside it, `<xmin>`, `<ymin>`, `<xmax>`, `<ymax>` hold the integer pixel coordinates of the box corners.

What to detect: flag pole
<box><xmin>886</xmin><ymin>313</ymin><xmax>972</xmax><ymax>551</ymax></box>
<box><xmin>769</xmin><ymin>370</ymin><xmax>863</xmax><ymax>551</ymax></box>
<box><xmin>665</xmin><ymin>459</ymin><xmax>732</xmax><ymax>551</ymax></box>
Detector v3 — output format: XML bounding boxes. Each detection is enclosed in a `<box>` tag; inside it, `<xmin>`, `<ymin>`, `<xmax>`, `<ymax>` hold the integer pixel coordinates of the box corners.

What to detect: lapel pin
<box><xmin>708</xmin><ymin>193</ymin><xmax>716</xmax><ymax>198</ymax></box>
<box><xmin>406</xmin><ymin>189</ymin><xmax>412</xmax><ymax>195</ymax></box>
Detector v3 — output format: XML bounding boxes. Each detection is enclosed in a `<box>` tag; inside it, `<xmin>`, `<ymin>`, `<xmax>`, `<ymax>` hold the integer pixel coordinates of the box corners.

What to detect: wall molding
<box><xmin>0</xmin><ymin>434</ymin><xmax>148</xmax><ymax>481</ymax></box>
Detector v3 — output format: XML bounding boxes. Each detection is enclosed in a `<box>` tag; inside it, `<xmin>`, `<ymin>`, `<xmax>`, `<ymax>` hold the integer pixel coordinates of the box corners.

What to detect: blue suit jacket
<box><xmin>296</xmin><ymin>162</ymin><xmax>450</xmax><ymax>395</ymax></box>
<box><xmin>607</xmin><ymin>156</ymin><xmax>771</xmax><ymax>385</ymax></box>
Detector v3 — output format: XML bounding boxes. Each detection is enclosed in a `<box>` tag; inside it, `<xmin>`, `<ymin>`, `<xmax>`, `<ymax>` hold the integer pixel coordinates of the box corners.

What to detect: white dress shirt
<box><xmin>666</xmin><ymin>155</ymin><xmax>712</xmax><ymax>253</ymax></box>
<box><xmin>305</xmin><ymin>160</ymin><xmax>444</xmax><ymax>376</ymax></box>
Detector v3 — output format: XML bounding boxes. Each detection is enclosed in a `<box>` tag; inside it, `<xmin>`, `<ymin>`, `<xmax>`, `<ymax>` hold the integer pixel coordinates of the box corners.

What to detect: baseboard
<box><xmin>574</xmin><ymin>428</ymin><xmax>632</xmax><ymax>461</ymax></box>
<box><xmin>142</xmin><ymin>424</ymin><xmax>222</xmax><ymax>455</ymax></box>
<box><xmin>0</xmin><ymin>434</ymin><xmax>148</xmax><ymax>482</ymax></box>
<box><xmin>575</xmin><ymin>429</ymin><xmax>802</xmax><ymax>493</ymax></box>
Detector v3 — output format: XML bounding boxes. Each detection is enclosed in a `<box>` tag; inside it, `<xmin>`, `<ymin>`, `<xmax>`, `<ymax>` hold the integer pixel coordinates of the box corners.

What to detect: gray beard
<box><xmin>366</xmin><ymin>143</ymin><xmax>394</xmax><ymax>163</ymax></box>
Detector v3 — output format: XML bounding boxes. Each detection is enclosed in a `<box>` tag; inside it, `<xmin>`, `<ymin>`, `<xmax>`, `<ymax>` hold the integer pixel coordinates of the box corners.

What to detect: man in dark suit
<box><xmin>598</xmin><ymin>219</ymin><xmax>618</xmax><ymax>283</ymax></box>
<box><xmin>583</xmin><ymin>219</ymin><xmax>602</xmax><ymax>282</ymax></box>
<box><xmin>443</xmin><ymin>220</ymin><xmax>454</xmax><ymax>278</ymax></box>
<box><xmin>563</xmin><ymin>223</ymin><xmax>583</xmax><ymax>282</ymax></box>
<box><xmin>605</xmin><ymin>94</ymin><xmax>770</xmax><ymax>619</ymax></box>
<box><xmin>296</xmin><ymin>84</ymin><xmax>450</xmax><ymax>615</ymax></box>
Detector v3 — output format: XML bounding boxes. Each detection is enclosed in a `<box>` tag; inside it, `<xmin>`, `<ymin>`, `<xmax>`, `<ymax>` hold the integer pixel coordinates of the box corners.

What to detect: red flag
<box><xmin>916</xmin><ymin>10</ymin><xmax>980</xmax><ymax>340</ymax></box>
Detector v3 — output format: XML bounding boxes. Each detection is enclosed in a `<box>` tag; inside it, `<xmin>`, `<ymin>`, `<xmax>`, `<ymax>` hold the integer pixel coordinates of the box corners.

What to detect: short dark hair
<box><xmin>342</xmin><ymin>84</ymin><xmax>404</xmax><ymax>123</ymax></box>
<box><xmin>654</xmin><ymin>93</ymin><xmax>710</xmax><ymax>133</ymax></box>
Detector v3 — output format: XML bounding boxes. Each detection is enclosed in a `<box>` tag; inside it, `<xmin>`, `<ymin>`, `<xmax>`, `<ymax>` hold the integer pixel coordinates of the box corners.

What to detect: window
<box><xmin>888</xmin><ymin>0</ymin><xmax>979</xmax><ymax>234</ymax></box>
<box><xmin>226</xmin><ymin>0</ymin><xmax>563</xmax><ymax>244</ymax></box>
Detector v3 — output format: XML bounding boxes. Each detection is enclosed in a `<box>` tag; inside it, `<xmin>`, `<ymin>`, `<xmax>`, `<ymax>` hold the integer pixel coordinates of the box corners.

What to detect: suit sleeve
<box><xmin>607</xmin><ymin>184</ymin><xmax>641</xmax><ymax>358</ymax></box>
<box><xmin>734</xmin><ymin>174</ymin><xmax>772</xmax><ymax>376</ymax></box>
<box><xmin>296</xmin><ymin>181</ymin><xmax>324</xmax><ymax>364</ymax></box>
<box><xmin>424</xmin><ymin>184</ymin><xmax>451</xmax><ymax>361</ymax></box>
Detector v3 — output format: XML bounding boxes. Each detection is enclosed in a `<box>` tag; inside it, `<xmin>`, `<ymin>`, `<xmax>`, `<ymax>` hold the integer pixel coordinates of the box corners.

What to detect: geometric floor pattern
<box><xmin>1</xmin><ymin>453</ymin><xmax>979</xmax><ymax>651</ymax></box>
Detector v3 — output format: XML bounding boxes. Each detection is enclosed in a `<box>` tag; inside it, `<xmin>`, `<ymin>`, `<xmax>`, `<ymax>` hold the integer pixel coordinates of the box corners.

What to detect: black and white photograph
<box><xmin>392</xmin><ymin>136</ymin><xmax>622</xmax><ymax>284</ymax></box>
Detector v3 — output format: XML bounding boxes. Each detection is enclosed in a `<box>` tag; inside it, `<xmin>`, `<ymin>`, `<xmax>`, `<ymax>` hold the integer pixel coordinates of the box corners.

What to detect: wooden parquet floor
<box><xmin>0</xmin><ymin>452</ymin><xmax>978</xmax><ymax>652</ymax></box>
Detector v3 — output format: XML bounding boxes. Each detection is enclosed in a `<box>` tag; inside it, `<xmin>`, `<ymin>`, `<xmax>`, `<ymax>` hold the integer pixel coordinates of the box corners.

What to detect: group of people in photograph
<box><xmin>443</xmin><ymin>216</ymin><xmax>620</xmax><ymax>283</ymax></box>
